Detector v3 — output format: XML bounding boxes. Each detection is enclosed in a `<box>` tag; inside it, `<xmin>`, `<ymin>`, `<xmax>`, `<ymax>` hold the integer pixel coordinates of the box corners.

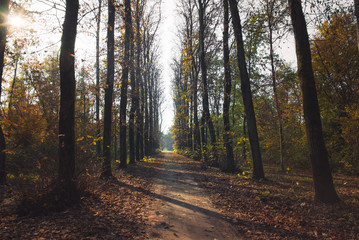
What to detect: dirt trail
<box><xmin>146</xmin><ymin>152</ymin><xmax>241</xmax><ymax>240</ymax></box>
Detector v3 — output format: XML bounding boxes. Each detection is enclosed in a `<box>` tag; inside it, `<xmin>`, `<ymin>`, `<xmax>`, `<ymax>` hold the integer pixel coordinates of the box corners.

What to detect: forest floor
<box><xmin>0</xmin><ymin>151</ymin><xmax>358</xmax><ymax>239</ymax></box>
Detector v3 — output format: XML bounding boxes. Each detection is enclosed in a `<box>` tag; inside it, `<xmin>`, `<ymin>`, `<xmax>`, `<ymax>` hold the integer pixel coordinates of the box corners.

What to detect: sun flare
<box><xmin>8</xmin><ymin>15</ymin><xmax>27</xmax><ymax>28</ymax></box>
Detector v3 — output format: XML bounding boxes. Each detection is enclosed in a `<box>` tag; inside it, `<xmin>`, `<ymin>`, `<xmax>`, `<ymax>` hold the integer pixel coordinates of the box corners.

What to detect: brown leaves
<box><xmin>183</xmin><ymin>161</ymin><xmax>359</xmax><ymax>239</ymax></box>
<box><xmin>0</xmin><ymin>162</ymin><xmax>156</xmax><ymax>239</ymax></box>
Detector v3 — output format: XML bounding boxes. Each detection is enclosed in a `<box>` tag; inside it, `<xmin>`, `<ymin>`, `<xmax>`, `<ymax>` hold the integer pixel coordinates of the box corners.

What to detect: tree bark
<box><xmin>198</xmin><ymin>0</ymin><xmax>216</xmax><ymax>146</ymax></box>
<box><xmin>228</xmin><ymin>0</ymin><xmax>265</xmax><ymax>179</ymax></box>
<box><xmin>58</xmin><ymin>0</ymin><xmax>79</xmax><ymax>192</ymax></box>
<box><xmin>8</xmin><ymin>55</ymin><xmax>19</xmax><ymax>118</ymax></box>
<box><xmin>95</xmin><ymin>0</ymin><xmax>102</xmax><ymax>157</ymax></box>
<box><xmin>139</xmin><ymin>47</ymin><xmax>145</xmax><ymax>159</ymax></box>
<box><xmin>355</xmin><ymin>0</ymin><xmax>359</xmax><ymax>51</ymax></box>
<box><xmin>191</xmin><ymin>44</ymin><xmax>201</xmax><ymax>158</ymax></box>
<box><xmin>119</xmin><ymin>0</ymin><xmax>132</xmax><ymax>168</ymax></box>
<box><xmin>149</xmin><ymin>69</ymin><xmax>154</xmax><ymax>154</ymax></box>
<box><xmin>266</xmin><ymin>0</ymin><xmax>284</xmax><ymax>171</ymax></box>
<box><xmin>129</xmin><ymin>1</ymin><xmax>138</xmax><ymax>164</ymax></box>
<box><xmin>144</xmin><ymin>35</ymin><xmax>150</xmax><ymax>156</ymax></box>
<box><xmin>135</xmin><ymin>0</ymin><xmax>143</xmax><ymax>161</ymax></box>
<box><xmin>129</xmin><ymin>41</ymin><xmax>136</xmax><ymax>164</ymax></box>
<box><xmin>0</xmin><ymin>0</ymin><xmax>9</xmax><ymax>184</ymax></box>
<box><xmin>101</xmin><ymin>0</ymin><xmax>115</xmax><ymax>178</ymax></box>
<box><xmin>288</xmin><ymin>0</ymin><xmax>339</xmax><ymax>203</ymax></box>
<box><xmin>222</xmin><ymin>0</ymin><xmax>235</xmax><ymax>172</ymax></box>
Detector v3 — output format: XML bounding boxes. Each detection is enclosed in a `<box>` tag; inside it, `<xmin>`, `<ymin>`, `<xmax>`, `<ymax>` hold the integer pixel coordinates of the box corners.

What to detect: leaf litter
<box><xmin>1</xmin><ymin>153</ymin><xmax>358</xmax><ymax>239</ymax></box>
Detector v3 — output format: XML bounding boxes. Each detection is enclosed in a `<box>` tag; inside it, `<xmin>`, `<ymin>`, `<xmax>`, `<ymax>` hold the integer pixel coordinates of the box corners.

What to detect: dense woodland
<box><xmin>0</xmin><ymin>0</ymin><xmax>357</xmax><ymax>221</ymax></box>
<box><xmin>172</xmin><ymin>0</ymin><xmax>358</xmax><ymax>203</ymax></box>
<box><xmin>0</xmin><ymin>0</ymin><xmax>163</xmax><ymax>204</ymax></box>
<box><xmin>0</xmin><ymin>0</ymin><xmax>358</xmax><ymax>238</ymax></box>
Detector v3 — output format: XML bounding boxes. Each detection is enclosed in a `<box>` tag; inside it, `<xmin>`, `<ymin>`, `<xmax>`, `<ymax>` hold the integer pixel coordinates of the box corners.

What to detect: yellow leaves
<box><xmin>142</xmin><ymin>157</ymin><xmax>153</xmax><ymax>162</ymax></box>
<box><xmin>15</xmin><ymin>173</ymin><xmax>40</xmax><ymax>183</ymax></box>
<box><xmin>236</xmin><ymin>136</ymin><xmax>248</xmax><ymax>145</ymax></box>
<box><xmin>238</xmin><ymin>171</ymin><xmax>250</xmax><ymax>179</ymax></box>
<box><xmin>76</xmin><ymin>136</ymin><xmax>84</xmax><ymax>142</ymax></box>
<box><xmin>3</xmin><ymin>103</ymin><xmax>47</xmax><ymax>146</ymax></box>
<box><xmin>7</xmin><ymin>173</ymin><xmax>15</xmax><ymax>179</ymax></box>
<box><xmin>3</xmin><ymin>149</ymin><xmax>15</xmax><ymax>155</ymax></box>
<box><xmin>76</xmin><ymin>135</ymin><xmax>102</xmax><ymax>146</ymax></box>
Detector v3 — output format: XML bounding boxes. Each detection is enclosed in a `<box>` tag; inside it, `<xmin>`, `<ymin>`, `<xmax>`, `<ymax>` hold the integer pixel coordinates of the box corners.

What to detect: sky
<box><xmin>158</xmin><ymin>0</ymin><xmax>177</xmax><ymax>133</ymax></box>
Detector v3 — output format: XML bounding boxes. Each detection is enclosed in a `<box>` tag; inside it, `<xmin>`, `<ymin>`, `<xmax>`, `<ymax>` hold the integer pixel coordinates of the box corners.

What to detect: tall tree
<box><xmin>288</xmin><ymin>0</ymin><xmax>339</xmax><ymax>203</ymax></box>
<box><xmin>222</xmin><ymin>0</ymin><xmax>235</xmax><ymax>172</ymax></box>
<box><xmin>58</xmin><ymin>0</ymin><xmax>79</xmax><ymax>196</ymax></box>
<box><xmin>311</xmin><ymin>13</ymin><xmax>359</xmax><ymax>172</ymax></box>
<box><xmin>128</xmin><ymin>8</ymin><xmax>136</xmax><ymax>165</ymax></box>
<box><xmin>101</xmin><ymin>0</ymin><xmax>115</xmax><ymax>178</ymax></box>
<box><xmin>188</xmin><ymin>0</ymin><xmax>201</xmax><ymax>158</ymax></box>
<box><xmin>265</xmin><ymin>0</ymin><xmax>285</xmax><ymax>170</ymax></box>
<box><xmin>198</xmin><ymin>0</ymin><xmax>216</xmax><ymax>153</ymax></box>
<box><xmin>228</xmin><ymin>0</ymin><xmax>265</xmax><ymax>179</ymax></box>
<box><xmin>95</xmin><ymin>0</ymin><xmax>102</xmax><ymax>157</ymax></box>
<box><xmin>355</xmin><ymin>0</ymin><xmax>359</xmax><ymax>51</ymax></box>
<box><xmin>143</xmin><ymin>31</ymin><xmax>150</xmax><ymax>156</ymax></box>
<box><xmin>135</xmin><ymin>0</ymin><xmax>143</xmax><ymax>162</ymax></box>
<box><xmin>0</xmin><ymin>0</ymin><xmax>9</xmax><ymax>184</ymax></box>
<box><xmin>119</xmin><ymin>0</ymin><xmax>132</xmax><ymax>168</ymax></box>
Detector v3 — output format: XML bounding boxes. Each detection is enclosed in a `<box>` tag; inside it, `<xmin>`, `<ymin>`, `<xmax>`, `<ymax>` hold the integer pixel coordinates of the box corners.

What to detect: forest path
<box><xmin>145</xmin><ymin>152</ymin><xmax>241</xmax><ymax>240</ymax></box>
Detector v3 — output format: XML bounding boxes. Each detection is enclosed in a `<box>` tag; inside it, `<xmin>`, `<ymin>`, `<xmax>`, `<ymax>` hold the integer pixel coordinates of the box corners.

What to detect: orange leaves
<box><xmin>2</xmin><ymin>104</ymin><xmax>47</xmax><ymax>147</ymax></box>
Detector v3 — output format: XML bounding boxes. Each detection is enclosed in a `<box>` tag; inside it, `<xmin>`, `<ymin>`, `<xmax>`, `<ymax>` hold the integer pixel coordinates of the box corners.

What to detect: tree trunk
<box><xmin>119</xmin><ymin>0</ymin><xmax>132</xmax><ymax>168</ymax></box>
<box><xmin>192</xmin><ymin>65</ymin><xmax>201</xmax><ymax>157</ymax></box>
<box><xmin>114</xmin><ymin>113</ymin><xmax>117</xmax><ymax>162</ymax></box>
<box><xmin>129</xmin><ymin>1</ymin><xmax>138</xmax><ymax>164</ymax></box>
<box><xmin>8</xmin><ymin>55</ymin><xmax>19</xmax><ymax>118</ymax></box>
<box><xmin>139</xmin><ymin>54</ymin><xmax>145</xmax><ymax>159</ymax></box>
<box><xmin>228</xmin><ymin>0</ymin><xmax>265</xmax><ymax>179</ymax></box>
<box><xmin>222</xmin><ymin>0</ymin><xmax>235</xmax><ymax>172</ymax></box>
<box><xmin>187</xmin><ymin>3</ymin><xmax>201</xmax><ymax>158</ymax></box>
<box><xmin>355</xmin><ymin>0</ymin><xmax>359</xmax><ymax>51</ymax></box>
<box><xmin>201</xmin><ymin>115</ymin><xmax>206</xmax><ymax>147</ymax></box>
<box><xmin>95</xmin><ymin>0</ymin><xmax>102</xmax><ymax>157</ymax></box>
<box><xmin>101</xmin><ymin>0</ymin><xmax>115</xmax><ymax>178</ymax></box>
<box><xmin>144</xmin><ymin>37</ymin><xmax>150</xmax><ymax>156</ymax></box>
<box><xmin>267</xmin><ymin>0</ymin><xmax>284</xmax><ymax>171</ymax></box>
<box><xmin>242</xmin><ymin>115</ymin><xmax>247</xmax><ymax>161</ymax></box>
<box><xmin>129</xmin><ymin>42</ymin><xmax>136</xmax><ymax>164</ymax></box>
<box><xmin>58</xmin><ymin>0</ymin><xmax>79</xmax><ymax>195</ymax></box>
<box><xmin>193</xmin><ymin>71</ymin><xmax>201</xmax><ymax>158</ymax></box>
<box><xmin>149</xmin><ymin>70</ymin><xmax>154</xmax><ymax>154</ymax></box>
<box><xmin>135</xmin><ymin>0</ymin><xmax>142</xmax><ymax>161</ymax></box>
<box><xmin>288</xmin><ymin>0</ymin><xmax>339</xmax><ymax>203</ymax></box>
<box><xmin>0</xmin><ymin>0</ymin><xmax>9</xmax><ymax>184</ymax></box>
<box><xmin>198</xmin><ymin>0</ymin><xmax>216</xmax><ymax>146</ymax></box>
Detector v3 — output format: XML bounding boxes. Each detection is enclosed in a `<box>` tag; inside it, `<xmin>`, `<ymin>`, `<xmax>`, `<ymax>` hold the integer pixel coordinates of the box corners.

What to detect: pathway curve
<box><xmin>146</xmin><ymin>152</ymin><xmax>241</xmax><ymax>240</ymax></box>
